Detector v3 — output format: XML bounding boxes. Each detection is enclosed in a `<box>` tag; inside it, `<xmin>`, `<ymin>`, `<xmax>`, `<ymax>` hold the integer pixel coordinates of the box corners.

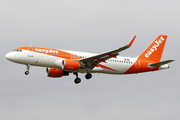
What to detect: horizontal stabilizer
<box><xmin>149</xmin><ymin>60</ymin><xmax>175</xmax><ymax>67</ymax></box>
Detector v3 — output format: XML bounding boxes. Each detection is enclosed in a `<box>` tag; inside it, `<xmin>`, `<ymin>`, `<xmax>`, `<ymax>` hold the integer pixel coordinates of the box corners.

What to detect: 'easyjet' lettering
<box><xmin>35</xmin><ymin>48</ymin><xmax>58</xmax><ymax>54</ymax></box>
<box><xmin>145</xmin><ymin>36</ymin><xmax>165</xmax><ymax>58</ymax></box>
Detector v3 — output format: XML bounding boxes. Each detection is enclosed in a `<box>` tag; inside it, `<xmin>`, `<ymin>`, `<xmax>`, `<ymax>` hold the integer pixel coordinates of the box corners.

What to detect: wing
<box><xmin>79</xmin><ymin>36</ymin><xmax>136</xmax><ymax>69</ymax></box>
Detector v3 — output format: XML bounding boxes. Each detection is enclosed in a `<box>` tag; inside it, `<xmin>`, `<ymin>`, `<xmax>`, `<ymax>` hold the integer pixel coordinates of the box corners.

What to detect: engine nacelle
<box><xmin>62</xmin><ymin>60</ymin><xmax>80</xmax><ymax>70</ymax></box>
<box><xmin>46</xmin><ymin>67</ymin><xmax>69</xmax><ymax>78</ymax></box>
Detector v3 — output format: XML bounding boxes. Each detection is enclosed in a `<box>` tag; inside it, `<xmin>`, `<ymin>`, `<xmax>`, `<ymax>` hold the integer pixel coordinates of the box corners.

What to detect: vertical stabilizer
<box><xmin>138</xmin><ymin>35</ymin><xmax>167</xmax><ymax>62</ymax></box>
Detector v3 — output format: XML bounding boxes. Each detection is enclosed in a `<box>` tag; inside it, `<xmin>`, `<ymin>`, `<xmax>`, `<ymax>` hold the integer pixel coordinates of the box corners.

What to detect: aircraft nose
<box><xmin>5</xmin><ymin>52</ymin><xmax>13</xmax><ymax>60</ymax></box>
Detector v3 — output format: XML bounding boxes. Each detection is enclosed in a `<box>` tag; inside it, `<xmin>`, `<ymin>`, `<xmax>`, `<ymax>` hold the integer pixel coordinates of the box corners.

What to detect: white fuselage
<box><xmin>6</xmin><ymin>49</ymin><xmax>137</xmax><ymax>74</ymax></box>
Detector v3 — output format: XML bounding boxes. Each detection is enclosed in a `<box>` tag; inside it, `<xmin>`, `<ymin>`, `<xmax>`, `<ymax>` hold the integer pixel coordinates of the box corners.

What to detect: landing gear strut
<box><xmin>73</xmin><ymin>72</ymin><xmax>81</xmax><ymax>84</ymax></box>
<box><xmin>25</xmin><ymin>64</ymin><xmax>30</xmax><ymax>75</ymax></box>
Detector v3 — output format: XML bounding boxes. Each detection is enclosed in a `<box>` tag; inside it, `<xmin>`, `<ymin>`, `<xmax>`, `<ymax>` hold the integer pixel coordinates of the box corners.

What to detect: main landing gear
<box><xmin>73</xmin><ymin>72</ymin><xmax>81</xmax><ymax>84</ymax></box>
<box><xmin>73</xmin><ymin>72</ymin><xmax>92</xmax><ymax>84</ymax></box>
<box><xmin>25</xmin><ymin>64</ymin><xmax>30</xmax><ymax>75</ymax></box>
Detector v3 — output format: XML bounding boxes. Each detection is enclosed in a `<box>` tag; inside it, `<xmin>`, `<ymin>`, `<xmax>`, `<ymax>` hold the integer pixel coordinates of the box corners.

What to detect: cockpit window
<box><xmin>13</xmin><ymin>49</ymin><xmax>22</xmax><ymax>52</ymax></box>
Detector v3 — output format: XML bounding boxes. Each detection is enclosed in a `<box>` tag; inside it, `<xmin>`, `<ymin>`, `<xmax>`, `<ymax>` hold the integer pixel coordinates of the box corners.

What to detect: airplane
<box><xmin>5</xmin><ymin>35</ymin><xmax>174</xmax><ymax>84</ymax></box>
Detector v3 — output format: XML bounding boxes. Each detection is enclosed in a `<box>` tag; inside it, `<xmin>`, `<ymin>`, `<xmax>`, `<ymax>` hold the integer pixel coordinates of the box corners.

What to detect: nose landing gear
<box><xmin>25</xmin><ymin>64</ymin><xmax>30</xmax><ymax>75</ymax></box>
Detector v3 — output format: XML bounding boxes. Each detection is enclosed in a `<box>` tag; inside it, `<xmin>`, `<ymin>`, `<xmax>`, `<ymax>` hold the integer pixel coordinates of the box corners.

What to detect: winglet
<box><xmin>128</xmin><ymin>36</ymin><xmax>136</xmax><ymax>46</ymax></box>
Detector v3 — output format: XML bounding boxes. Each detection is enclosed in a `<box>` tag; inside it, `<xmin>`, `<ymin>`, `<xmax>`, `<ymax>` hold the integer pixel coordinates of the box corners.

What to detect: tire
<box><xmin>85</xmin><ymin>73</ymin><xmax>92</xmax><ymax>79</ymax></box>
<box><xmin>74</xmin><ymin>78</ymin><xmax>81</xmax><ymax>84</ymax></box>
<box><xmin>25</xmin><ymin>71</ymin><xmax>29</xmax><ymax>75</ymax></box>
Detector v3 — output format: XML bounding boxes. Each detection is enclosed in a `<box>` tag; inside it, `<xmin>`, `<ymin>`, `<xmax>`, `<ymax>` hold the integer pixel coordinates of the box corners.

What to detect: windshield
<box><xmin>13</xmin><ymin>49</ymin><xmax>22</xmax><ymax>52</ymax></box>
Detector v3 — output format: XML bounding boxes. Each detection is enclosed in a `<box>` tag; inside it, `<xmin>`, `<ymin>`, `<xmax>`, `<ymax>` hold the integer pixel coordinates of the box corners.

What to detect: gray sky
<box><xmin>1</xmin><ymin>0</ymin><xmax>180</xmax><ymax>120</ymax></box>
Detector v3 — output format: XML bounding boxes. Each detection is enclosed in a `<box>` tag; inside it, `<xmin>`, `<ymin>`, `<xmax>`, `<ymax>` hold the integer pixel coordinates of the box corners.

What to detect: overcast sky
<box><xmin>1</xmin><ymin>0</ymin><xmax>180</xmax><ymax>120</ymax></box>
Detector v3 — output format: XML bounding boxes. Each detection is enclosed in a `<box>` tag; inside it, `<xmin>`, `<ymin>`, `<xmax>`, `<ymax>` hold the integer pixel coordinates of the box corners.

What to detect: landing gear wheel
<box><xmin>25</xmin><ymin>64</ymin><xmax>30</xmax><ymax>75</ymax></box>
<box><xmin>74</xmin><ymin>78</ymin><xmax>81</xmax><ymax>84</ymax></box>
<box><xmin>25</xmin><ymin>71</ymin><xmax>29</xmax><ymax>75</ymax></box>
<box><xmin>85</xmin><ymin>73</ymin><xmax>92</xmax><ymax>79</ymax></box>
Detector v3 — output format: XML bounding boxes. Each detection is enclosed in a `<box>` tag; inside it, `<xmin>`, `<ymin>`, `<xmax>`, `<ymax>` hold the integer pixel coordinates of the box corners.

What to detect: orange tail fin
<box><xmin>138</xmin><ymin>35</ymin><xmax>167</xmax><ymax>62</ymax></box>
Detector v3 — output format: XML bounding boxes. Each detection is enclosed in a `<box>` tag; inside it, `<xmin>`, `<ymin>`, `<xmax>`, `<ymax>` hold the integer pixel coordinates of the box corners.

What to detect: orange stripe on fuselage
<box><xmin>124</xmin><ymin>59</ymin><xmax>159</xmax><ymax>74</ymax></box>
<box><xmin>92</xmin><ymin>63</ymin><xmax>118</xmax><ymax>72</ymax></box>
<box><xmin>98</xmin><ymin>64</ymin><xmax>118</xmax><ymax>72</ymax></box>
<box><xmin>16</xmin><ymin>46</ymin><xmax>82</xmax><ymax>59</ymax></box>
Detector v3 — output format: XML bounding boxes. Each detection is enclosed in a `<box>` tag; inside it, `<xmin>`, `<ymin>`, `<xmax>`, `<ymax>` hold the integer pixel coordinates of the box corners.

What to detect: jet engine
<box><xmin>46</xmin><ymin>67</ymin><xmax>69</xmax><ymax>78</ymax></box>
<box><xmin>62</xmin><ymin>60</ymin><xmax>80</xmax><ymax>70</ymax></box>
